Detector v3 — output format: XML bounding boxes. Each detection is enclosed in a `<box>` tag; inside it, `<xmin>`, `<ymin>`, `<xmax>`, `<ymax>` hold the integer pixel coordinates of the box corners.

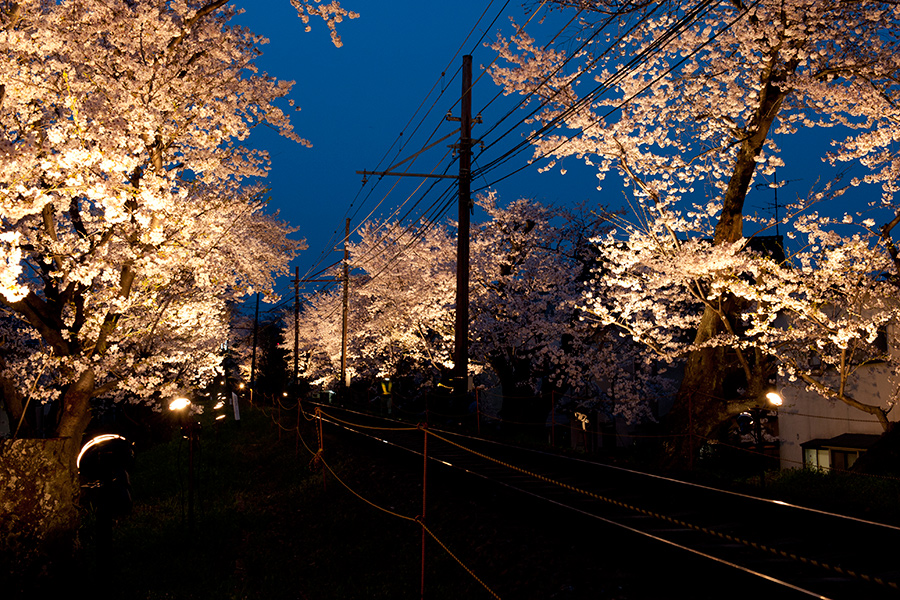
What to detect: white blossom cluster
<box><xmin>488</xmin><ymin>0</ymin><xmax>900</xmax><ymax>428</ymax></box>
<box><xmin>289</xmin><ymin>196</ymin><xmax>667</xmax><ymax>424</ymax></box>
<box><xmin>0</xmin><ymin>1</ymin><xmax>309</xmax><ymax>435</ymax></box>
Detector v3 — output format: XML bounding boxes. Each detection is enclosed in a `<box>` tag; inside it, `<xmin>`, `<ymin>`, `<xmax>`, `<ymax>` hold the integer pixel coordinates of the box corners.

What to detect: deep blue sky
<box><xmin>234</xmin><ymin>1</ymin><xmax>601</xmax><ymax>303</ymax></box>
<box><xmin>233</xmin><ymin>1</ymin><xmax>875</xmax><ymax>309</ymax></box>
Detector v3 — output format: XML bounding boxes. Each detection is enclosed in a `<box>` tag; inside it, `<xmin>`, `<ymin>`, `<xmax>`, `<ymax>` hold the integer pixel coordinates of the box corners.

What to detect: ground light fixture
<box><xmin>77</xmin><ymin>433</ymin><xmax>128</xmax><ymax>469</ymax></box>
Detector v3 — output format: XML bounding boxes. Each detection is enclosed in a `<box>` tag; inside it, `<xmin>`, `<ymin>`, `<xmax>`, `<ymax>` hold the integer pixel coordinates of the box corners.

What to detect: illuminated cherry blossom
<box><xmin>488</xmin><ymin>0</ymin><xmax>900</xmax><ymax>457</ymax></box>
<box><xmin>0</xmin><ymin>0</ymin><xmax>349</xmax><ymax>560</ymax></box>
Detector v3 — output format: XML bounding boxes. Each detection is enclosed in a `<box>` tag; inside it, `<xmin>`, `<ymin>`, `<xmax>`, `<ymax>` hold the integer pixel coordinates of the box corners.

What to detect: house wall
<box><xmin>777</xmin><ymin>363</ymin><xmax>897</xmax><ymax>469</ymax></box>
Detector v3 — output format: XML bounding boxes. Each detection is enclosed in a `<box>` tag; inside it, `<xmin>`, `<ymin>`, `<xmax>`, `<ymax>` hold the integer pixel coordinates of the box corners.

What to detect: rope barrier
<box><xmin>423</xmin><ymin>429</ymin><xmax>899</xmax><ymax>592</ymax></box>
<box><xmin>306</xmin><ymin>400</ymin><xmax>900</xmax><ymax>487</ymax></box>
<box><xmin>417</xmin><ymin>517</ymin><xmax>502</xmax><ymax>600</ymax></box>
<box><xmin>259</xmin><ymin>400</ymin><xmax>501</xmax><ymax>598</ymax></box>
<box><xmin>318</xmin><ymin>408</ymin><xmax>420</xmax><ymax>431</ymax></box>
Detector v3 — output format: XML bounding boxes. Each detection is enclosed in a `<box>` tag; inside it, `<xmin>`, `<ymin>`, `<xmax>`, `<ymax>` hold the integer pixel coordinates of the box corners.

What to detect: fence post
<box><xmin>316</xmin><ymin>407</ymin><xmax>326</xmax><ymax>491</ymax></box>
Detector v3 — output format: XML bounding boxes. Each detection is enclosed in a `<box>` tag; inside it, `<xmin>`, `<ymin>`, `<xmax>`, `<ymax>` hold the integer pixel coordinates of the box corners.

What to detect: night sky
<box><xmin>234</xmin><ymin>1</ymin><xmax>603</xmax><ymax>303</ymax></box>
<box><xmin>234</xmin><ymin>0</ymin><xmax>876</xmax><ymax>308</ymax></box>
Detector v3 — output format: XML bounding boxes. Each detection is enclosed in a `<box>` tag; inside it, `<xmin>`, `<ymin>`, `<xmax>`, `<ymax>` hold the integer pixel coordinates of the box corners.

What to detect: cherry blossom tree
<box><xmin>489</xmin><ymin>0</ymin><xmax>900</xmax><ymax>463</ymax></box>
<box><xmin>291</xmin><ymin>221</ymin><xmax>457</xmax><ymax>391</ymax></box>
<box><xmin>0</xmin><ymin>0</ymin><xmax>351</xmax><ymax>569</ymax></box>
<box><xmin>292</xmin><ymin>196</ymin><xmax>665</xmax><ymax>428</ymax></box>
<box><xmin>584</xmin><ymin>201</ymin><xmax>900</xmax><ymax>430</ymax></box>
<box><xmin>469</xmin><ymin>194</ymin><xmax>653</xmax><ymax>428</ymax></box>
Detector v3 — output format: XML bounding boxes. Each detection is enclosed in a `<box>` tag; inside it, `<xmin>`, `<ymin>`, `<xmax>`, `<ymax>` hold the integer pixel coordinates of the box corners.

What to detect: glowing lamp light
<box><xmin>215</xmin><ymin>414</ymin><xmax>227</xmax><ymax>421</ymax></box>
<box><xmin>213</xmin><ymin>401</ymin><xmax>225</xmax><ymax>410</ymax></box>
<box><xmin>77</xmin><ymin>433</ymin><xmax>127</xmax><ymax>469</ymax></box>
<box><xmin>169</xmin><ymin>397</ymin><xmax>191</xmax><ymax>411</ymax></box>
<box><xmin>765</xmin><ymin>392</ymin><xmax>783</xmax><ymax>407</ymax></box>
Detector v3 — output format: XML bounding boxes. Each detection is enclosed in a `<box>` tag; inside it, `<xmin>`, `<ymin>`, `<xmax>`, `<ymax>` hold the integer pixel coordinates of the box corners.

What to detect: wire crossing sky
<box><xmin>236</xmin><ymin>1</ymin><xmax>603</xmax><ymax>305</ymax></box>
<box><xmin>236</xmin><ymin>0</ymin><xmax>874</xmax><ymax>310</ymax></box>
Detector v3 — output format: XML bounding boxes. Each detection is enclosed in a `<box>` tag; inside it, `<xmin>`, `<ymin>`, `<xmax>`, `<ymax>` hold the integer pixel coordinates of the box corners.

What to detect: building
<box><xmin>777</xmin><ymin>360</ymin><xmax>897</xmax><ymax>470</ymax></box>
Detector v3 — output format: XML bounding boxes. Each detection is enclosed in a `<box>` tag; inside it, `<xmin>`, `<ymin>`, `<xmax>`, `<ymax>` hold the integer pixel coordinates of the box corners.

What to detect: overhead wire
<box><xmin>289</xmin><ymin>0</ymin><xmax>769</xmax><ymax>375</ymax></box>
<box><xmin>298</xmin><ymin>0</ymin><xmax>508</xmax><ymax>289</ymax></box>
<box><xmin>290</xmin><ymin>0</ymin><xmax>523</xmax><ymax>315</ymax></box>
<box><xmin>344</xmin><ymin>0</ymin><xmax>717</xmax><ymax>295</ymax></box>
<box><xmin>471</xmin><ymin>0</ymin><xmax>720</xmax><ymax>188</ymax></box>
<box><xmin>292</xmin><ymin>1</ymin><xmax>611</xmax><ymax>335</ymax></box>
<box><xmin>278</xmin><ymin>1</ymin><xmax>671</xmax><ymax>306</ymax></box>
<box><xmin>302</xmin><ymin>160</ymin><xmax>461</xmax><ymax>327</ymax></box>
<box><xmin>343</xmin><ymin>0</ymin><xmax>662</xmax><ymax>280</ymax></box>
<box><xmin>471</xmin><ymin>0</ymin><xmax>767</xmax><ymax>195</ymax></box>
<box><xmin>293</xmin><ymin>0</ymin><xmax>725</xmax><ymax>328</ymax></box>
<box><xmin>323</xmin><ymin>0</ymin><xmax>556</xmax><ymax>283</ymax></box>
<box><xmin>473</xmin><ymin>1</ymin><xmax>647</xmax><ymax>154</ymax></box>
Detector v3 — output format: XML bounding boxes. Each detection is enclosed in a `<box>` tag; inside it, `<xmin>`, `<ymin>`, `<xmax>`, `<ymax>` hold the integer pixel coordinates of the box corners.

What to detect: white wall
<box><xmin>777</xmin><ymin>363</ymin><xmax>896</xmax><ymax>469</ymax></box>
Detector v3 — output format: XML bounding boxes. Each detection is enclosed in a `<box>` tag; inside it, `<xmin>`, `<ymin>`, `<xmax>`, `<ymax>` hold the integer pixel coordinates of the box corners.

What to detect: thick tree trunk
<box><xmin>0</xmin><ymin>438</ymin><xmax>80</xmax><ymax>582</ymax></box>
<box><xmin>0</xmin><ymin>369</ymin><xmax>95</xmax><ymax>580</ymax></box>
<box><xmin>664</xmin><ymin>315</ymin><xmax>734</xmax><ymax>467</ymax></box>
<box><xmin>663</xmin><ymin>60</ymin><xmax>789</xmax><ymax>469</ymax></box>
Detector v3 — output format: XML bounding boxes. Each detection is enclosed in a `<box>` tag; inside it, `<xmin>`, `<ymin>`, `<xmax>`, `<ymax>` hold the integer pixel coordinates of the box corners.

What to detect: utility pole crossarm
<box><xmin>356</xmin><ymin>170</ymin><xmax>458</xmax><ymax>180</ymax></box>
<box><xmin>355</xmin><ymin>129</ymin><xmax>462</xmax><ymax>182</ymax></box>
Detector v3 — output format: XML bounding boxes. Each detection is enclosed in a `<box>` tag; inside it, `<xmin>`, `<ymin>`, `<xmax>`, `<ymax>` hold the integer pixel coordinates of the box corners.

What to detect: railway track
<box><xmin>308</xmin><ymin>402</ymin><xmax>900</xmax><ymax>600</ymax></box>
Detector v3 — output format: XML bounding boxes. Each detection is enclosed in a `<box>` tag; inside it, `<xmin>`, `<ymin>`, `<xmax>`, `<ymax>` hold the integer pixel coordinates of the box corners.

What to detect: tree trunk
<box><xmin>0</xmin><ymin>438</ymin><xmax>80</xmax><ymax>582</ymax></box>
<box><xmin>664</xmin><ymin>344</ymin><xmax>732</xmax><ymax>467</ymax></box>
<box><xmin>663</xmin><ymin>60</ymin><xmax>790</xmax><ymax>468</ymax></box>
<box><xmin>0</xmin><ymin>369</ymin><xmax>95</xmax><ymax>580</ymax></box>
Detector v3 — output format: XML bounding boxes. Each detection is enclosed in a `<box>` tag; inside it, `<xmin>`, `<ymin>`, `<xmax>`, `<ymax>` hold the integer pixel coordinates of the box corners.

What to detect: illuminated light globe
<box><xmin>169</xmin><ymin>397</ymin><xmax>191</xmax><ymax>411</ymax></box>
<box><xmin>765</xmin><ymin>392</ymin><xmax>783</xmax><ymax>407</ymax></box>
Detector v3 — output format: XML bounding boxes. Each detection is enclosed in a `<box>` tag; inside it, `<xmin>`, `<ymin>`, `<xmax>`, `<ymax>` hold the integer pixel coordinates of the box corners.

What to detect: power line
<box><xmin>472</xmin><ymin>0</ymin><xmax>719</xmax><ymax>188</ymax></box>
<box><xmin>300</xmin><ymin>0</ymin><xmax>511</xmax><ymax>286</ymax></box>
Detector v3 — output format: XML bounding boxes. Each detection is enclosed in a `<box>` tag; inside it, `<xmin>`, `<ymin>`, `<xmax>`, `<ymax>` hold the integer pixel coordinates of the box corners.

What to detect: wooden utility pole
<box><xmin>341</xmin><ymin>218</ymin><xmax>350</xmax><ymax>389</ymax></box>
<box><xmin>354</xmin><ymin>55</ymin><xmax>476</xmax><ymax>405</ymax></box>
<box><xmin>453</xmin><ymin>55</ymin><xmax>473</xmax><ymax>404</ymax></box>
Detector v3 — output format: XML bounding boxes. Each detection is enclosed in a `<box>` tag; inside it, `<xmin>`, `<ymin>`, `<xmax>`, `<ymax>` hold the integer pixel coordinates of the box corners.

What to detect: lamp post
<box><xmin>169</xmin><ymin>396</ymin><xmax>196</xmax><ymax>530</ymax></box>
<box><xmin>749</xmin><ymin>390</ymin><xmax>783</xmax><ymax>487</ymax></box>
<box><xmin>239</xmin><ymin>382</ymin><xmax>253</xmax><ymax>406</ymax></box>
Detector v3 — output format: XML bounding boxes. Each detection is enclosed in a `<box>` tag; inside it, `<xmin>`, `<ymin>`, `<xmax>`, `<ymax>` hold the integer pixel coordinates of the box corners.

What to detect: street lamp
<box><xmin>168</xmin><ymin>396</ymin><xmax>196</xmax><ymax>530</ymax></box>
<box><xmin>743</xmin><ymin>388</ymin><xmax>782</xmax><ymax>487</ymax></box>
<box><xmin>239</xmin><ymin>382</ymin><xmax>253</xmax><ymax>406</ymax></box>
<box><xmin>169</xmin><ymin>396</ymin><xmax>190</xmax><ymax>411</ymax></box>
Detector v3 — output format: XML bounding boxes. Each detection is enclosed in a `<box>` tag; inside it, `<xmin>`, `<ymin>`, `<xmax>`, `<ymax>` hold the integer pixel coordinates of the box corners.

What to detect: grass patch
<box><xmin>764</xmin><ymin>467</ymin><xmax>900</xmax><ymax>524</ymax></box>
